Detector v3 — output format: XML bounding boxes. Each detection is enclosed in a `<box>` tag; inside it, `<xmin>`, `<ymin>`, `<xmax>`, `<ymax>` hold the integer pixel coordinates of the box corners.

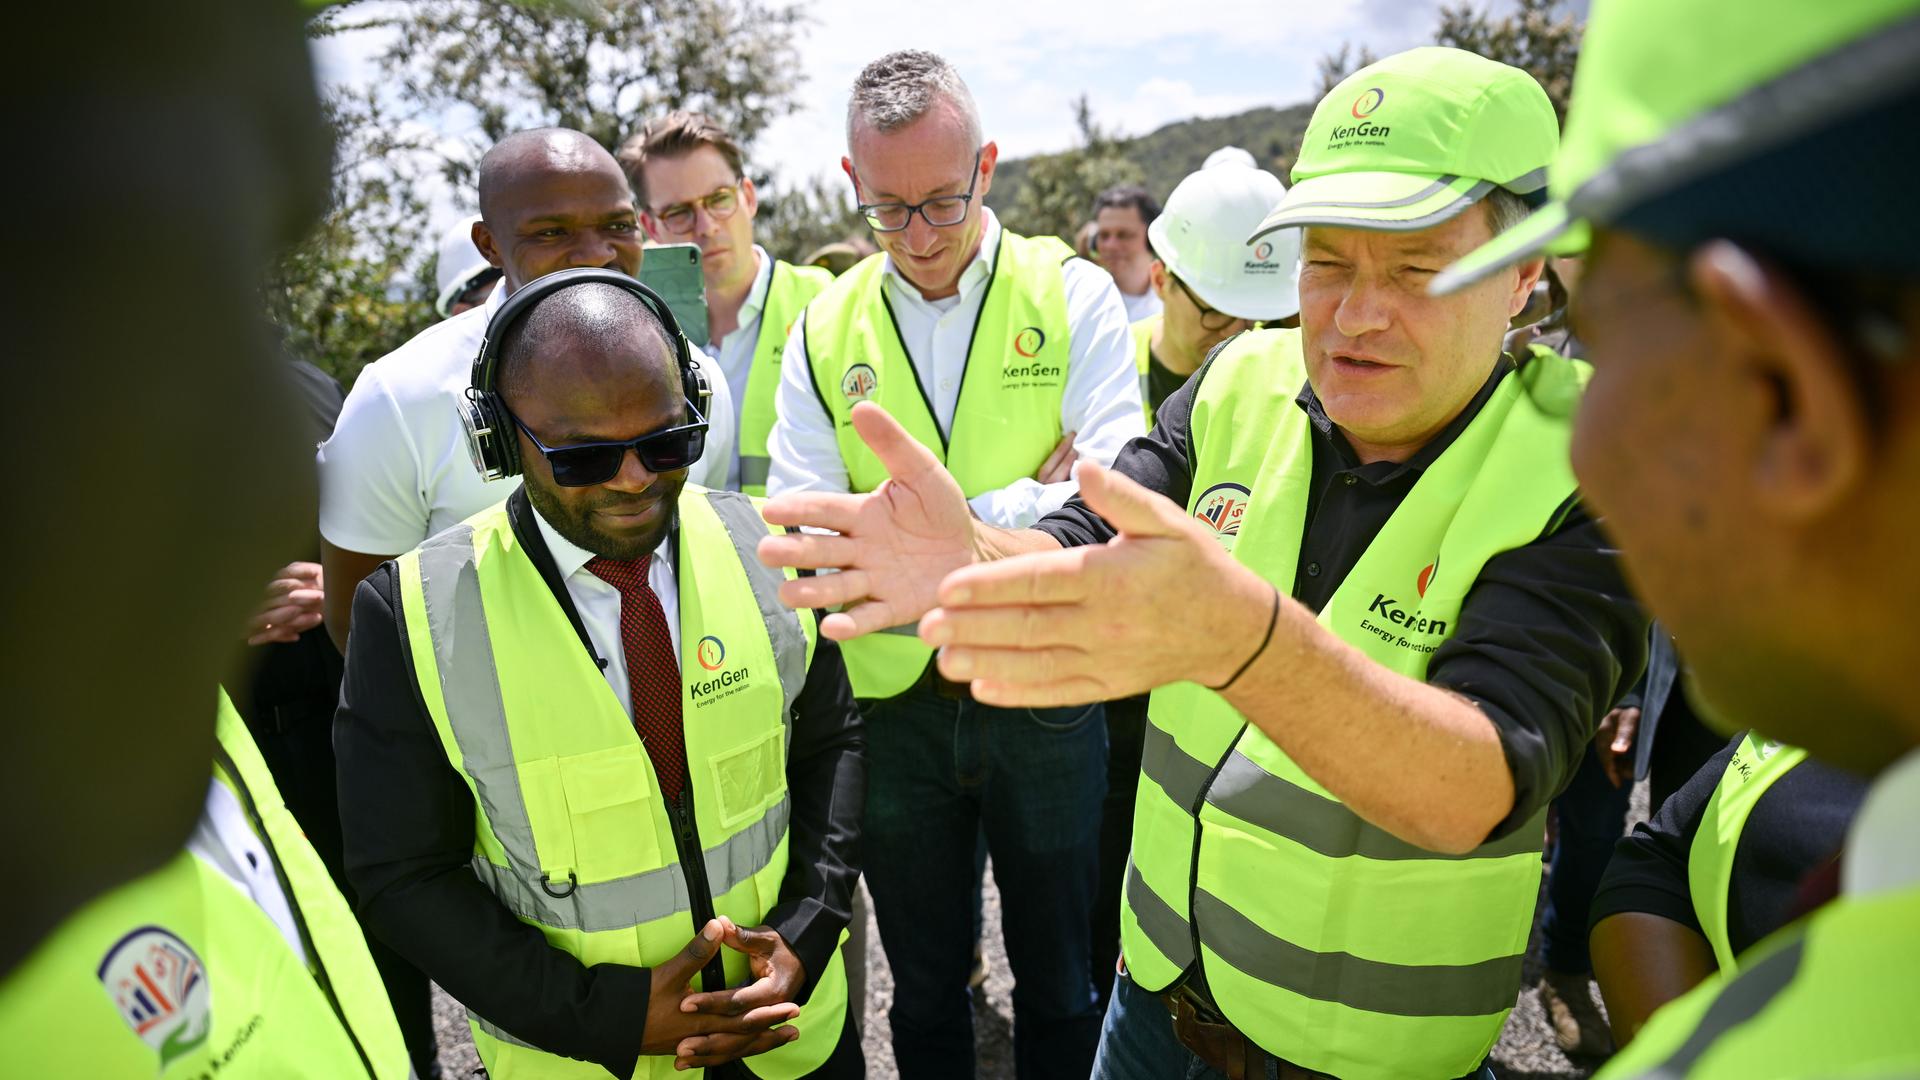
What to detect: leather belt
<box><xmin>1155</xmin><ymin>981</ymin><xmax>1332</xmax><ymax>1080</ymax></box>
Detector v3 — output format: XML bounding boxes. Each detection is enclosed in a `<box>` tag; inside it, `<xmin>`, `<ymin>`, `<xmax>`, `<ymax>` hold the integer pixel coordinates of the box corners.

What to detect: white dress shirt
<box><xmin>190</xmin><ymin>780</ymin><xmax>307</xmax><ymax>965</ymax></box>
<box><xmin>532</xmin><ymin>504</ymin><xmax>681</xmax><ymax>718</ymax></box>
<box><xmin>700</xmin><ymin>244</ymin><xmax>775</xmax><ymax>491</ymax></box>
<box><xmin>1842</xmin><ymin>746</ymin><xmax>1920</xmax><ymax>898</ymax></box>
<box><xmin>319</xmin><ymin>280</ymin><xmax>737</xmax><ymax>555</ymax></box>
<box><xmin>767</xmin><ymin>211</ymin><xmax>1145</xmax><ymax>527</ymax></box>
<box><xmin>1121</xmin><ymin>287</ymin><xmax>1164</xmax><ymax>324</ymax></box>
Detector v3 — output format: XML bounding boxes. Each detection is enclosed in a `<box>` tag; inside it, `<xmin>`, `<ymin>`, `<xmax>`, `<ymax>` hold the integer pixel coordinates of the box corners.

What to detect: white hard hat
<box><xmin>433</xmin><ymin>215</ymin><xmax>494</xmax><ymax>317</ymax></box>
<box><xmin>1202</xmin><ymin>145</ymin><xmax>1258</xmax><ymax>170</ymax></box>
<box><xmin>1148</xmin><ymin>165</ymin><xmax>1299</xmax><ymax>322</ymax></box>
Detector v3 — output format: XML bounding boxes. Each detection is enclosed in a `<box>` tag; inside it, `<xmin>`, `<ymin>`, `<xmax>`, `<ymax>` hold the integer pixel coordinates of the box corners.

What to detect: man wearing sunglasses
<box><xmin>318</xmin><ymin>128</ymin><xmax>739</xmax><ymax>652</ymax></box>
<box><xmin>764</xmin><ymin>48</ymin><xmax>1143</xmax><ymax>1080</ymax></box>
<box><xmin>333</xmin><ymin>280</ymin><xmax>866</xmax><ymax>1079</ymax></box>
<box><xmin>1131</xmin><ymin>161</ymin><xmax>1302</xmax><ymax>424</ymax></box>
<box><xmin>620</xmin><ymin>112</ymin><xmax>833</xmax><ymax>497</ymax></box>
<box><xmin>760</xmin><ymin>48</ymin><xmax>1651</xmax><ymax>1079</ymax></box>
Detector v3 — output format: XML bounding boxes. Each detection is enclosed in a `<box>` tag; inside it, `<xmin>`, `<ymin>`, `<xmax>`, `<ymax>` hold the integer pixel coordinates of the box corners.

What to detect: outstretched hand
<box><xmin>919</xmin><ymin>460</ymin><xmax>1274</xmax><ymax>705</ymax></box>
<box><xmin>758</xmin><ymin>402</ymin><xmax>979</xmax><ymax>640</ymax></box>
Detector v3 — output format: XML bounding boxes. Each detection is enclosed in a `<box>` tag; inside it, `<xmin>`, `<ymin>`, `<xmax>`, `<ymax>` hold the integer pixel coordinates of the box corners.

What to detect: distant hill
<box><xmin>986</xmin><ymin>101</ymin><xmax>1317</xmax><ymax>215</ymax></box>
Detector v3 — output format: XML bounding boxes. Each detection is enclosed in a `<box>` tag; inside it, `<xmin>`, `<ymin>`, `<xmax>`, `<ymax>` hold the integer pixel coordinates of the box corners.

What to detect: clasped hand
<box><xmin>646</xmin><ymin>917</ymin><xmax>809</xmax><ymax>1071</ymax></box>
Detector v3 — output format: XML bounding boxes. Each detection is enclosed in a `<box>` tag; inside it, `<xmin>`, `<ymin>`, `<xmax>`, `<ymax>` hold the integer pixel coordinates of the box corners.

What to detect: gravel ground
<box><xmin>431</xmin><ymin>782</ymin><xmax>1651</xmax><ymax>1079</ymax></box>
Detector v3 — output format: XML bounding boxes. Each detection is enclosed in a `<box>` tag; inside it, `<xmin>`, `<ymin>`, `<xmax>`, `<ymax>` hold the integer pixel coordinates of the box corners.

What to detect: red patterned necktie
<box><xmin>586</xmin><ymin>555</ymin><xmax>688</xmax><ymax>803</ymax></box>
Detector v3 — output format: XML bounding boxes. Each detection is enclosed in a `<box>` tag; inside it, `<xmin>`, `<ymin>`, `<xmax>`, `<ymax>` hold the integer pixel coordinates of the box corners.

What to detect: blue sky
<box><xmin>312</xmin><ymin>0</ymin><xmax>1577</xmax><ymax>234</ymax></box>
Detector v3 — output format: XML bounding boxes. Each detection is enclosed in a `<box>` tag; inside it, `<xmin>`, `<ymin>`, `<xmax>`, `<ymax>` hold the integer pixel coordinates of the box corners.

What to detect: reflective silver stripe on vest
<box><xmin>1206</xmin><ymin>750</ymin><xmax>1546</xmax><ymax>862</ymax></box>
<box><xmin>1139</xmin><ymin>723</ymin><xmax>1216</xmax><ymax>811</ymax></box>
<box><xmin>703</xmin><ymin>490</ymin><xmax>807</xmax><ymax>720</ymax></box>
<box><xmin>1126</xmin><ymin>858</ymin><xmax>1195</xmax><ymax>970</ymax></box>
<box><xmin>1635</xmin><ymin>937</ymin><xmax>1807</xmax><ymax>1080</ymax></box>
<box><xmin>417</xmin><ymin>523</ymin><xmax>795</xmax><ymax>934</ymax></box>
<box><xmin>1192</xmin><ymin>891</ymin><xmax>1522</xmax><ymax>1018</ymax></box>
<box><xmin>738</xmin><ymin>456</ymin><xmax>772</xmax><ymax>488</ymax></box>
<box><xmin>468</xmin><ymin>1010</ymin><xmax>540</xmax><ymax>1051</ymax></box>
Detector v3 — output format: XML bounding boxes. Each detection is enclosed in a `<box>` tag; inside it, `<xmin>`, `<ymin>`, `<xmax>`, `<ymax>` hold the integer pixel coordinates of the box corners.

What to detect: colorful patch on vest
<box><xmin>841</xmin><ymin>363</ymin><xmax>878</xmax><ymax>403</ymax></box>
<box><xmin>1193</xmin><ymin>483</ymin><xmax>1251</xmax><ymax>550</ymax></box>
<box><xmin>98</xmin><ymin>927</ymin><xmax>211</xmax><ymax>1070</ymax></box>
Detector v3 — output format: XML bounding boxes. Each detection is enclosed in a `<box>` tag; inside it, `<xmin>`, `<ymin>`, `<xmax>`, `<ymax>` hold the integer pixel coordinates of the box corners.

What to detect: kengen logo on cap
<box><xmin>1351</xmin><ymin>87</ymin><xmax>1385</xmax><ymax>118</ymax></box>
<box><xmin>1252</xmin><ymin>241</ymin><xmax>1275</xmax><ymax>261</ymax></box>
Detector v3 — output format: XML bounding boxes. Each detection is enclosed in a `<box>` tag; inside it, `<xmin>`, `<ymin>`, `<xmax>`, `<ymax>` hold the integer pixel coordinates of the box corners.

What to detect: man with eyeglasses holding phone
<box><xmin>333</xmin><ymin>274</ymin><xmax>865</xmax><ymax>1079</ymax></box>
<box><xmin>765</xmin><ymin>48</ymin><xmax>1143</xmax><ymax>1080</ymax></box>
<box><xmin>620</xmin><ymin>112</ymin><xmax>835</xmax><ymax>495</ymax></box>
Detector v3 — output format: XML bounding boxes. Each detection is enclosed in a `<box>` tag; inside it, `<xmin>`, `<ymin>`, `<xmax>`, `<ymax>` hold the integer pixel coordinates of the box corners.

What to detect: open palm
<box><xmin>757</xmin><ymin>402</ymin><xmax>978</xmax><ymax>640</ymax></box>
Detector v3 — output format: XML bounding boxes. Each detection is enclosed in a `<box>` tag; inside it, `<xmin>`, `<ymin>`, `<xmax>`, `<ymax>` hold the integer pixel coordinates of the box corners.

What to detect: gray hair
<box><xmin>1483</xmin><ymin>187</ymin><xmax>1533</xmax><ymax>237</ymax></box>
<box><xmin>846</xmin><ymin>49</ymin><xmax>983</xmax><ymax>150</ymax></box>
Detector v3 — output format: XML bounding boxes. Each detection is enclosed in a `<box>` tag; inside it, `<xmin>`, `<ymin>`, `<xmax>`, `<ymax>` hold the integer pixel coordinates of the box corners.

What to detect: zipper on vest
<box><xmin>669</xmin><ymin>789</ymin><xmax>727</xmax><ymax>994</ymax></box>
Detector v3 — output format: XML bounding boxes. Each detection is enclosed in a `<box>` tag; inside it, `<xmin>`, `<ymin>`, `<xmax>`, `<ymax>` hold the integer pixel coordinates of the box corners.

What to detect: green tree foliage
<box><xmin>1315</xmin><ymin>42</ymin><xmax>1382</xmax><ymax>98</ymax></box>
<box><xmin>272</xmin><ymin>0</ymin><xmax>806</xmax><ymax>387</ymax></box>
<box><xmin>755</xmin><ymin>172</ymin><xmax>868</xmax><ymax>265</ymax></box>
<box><xmin>1435</xmin><ymin>0</ymin><xmax>1583</xmax><ymax>121</ymax></box>
<box><xmin>991</xmin><ymin>96</ymin><xmax>1144</xmax><ymax>242</ymax></box>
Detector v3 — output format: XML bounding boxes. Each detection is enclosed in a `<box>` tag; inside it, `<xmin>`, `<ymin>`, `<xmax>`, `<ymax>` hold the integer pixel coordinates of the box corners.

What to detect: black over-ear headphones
<box><xmin>461</xmin><ymin>266</ymin><xmax>712</xmax><ymax>482</ymax></box>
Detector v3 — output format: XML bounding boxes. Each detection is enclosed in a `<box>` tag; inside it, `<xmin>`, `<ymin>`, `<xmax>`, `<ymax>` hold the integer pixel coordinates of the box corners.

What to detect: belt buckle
<box><xmin>1164</xmin><ymin>983</ymin><xmax>1248</xmax><ymax>1080</ymax></box>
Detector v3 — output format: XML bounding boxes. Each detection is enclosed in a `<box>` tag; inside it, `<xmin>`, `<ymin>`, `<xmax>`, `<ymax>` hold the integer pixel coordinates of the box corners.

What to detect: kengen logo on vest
<box><xmin>1004</xmin><ymin>326</ymin><xmax>1061</xmax><ymax>388</ymax></box>
<box><xmin>841</xmin><ymin>363</ymin><xmax>877</xmax><ymax>403</ymax></box>
<box><xmin>1193</xmin><ymin>482</ymin><xmax>1251</xmax><ymax>552</ymax></box>
<box><xmin>99</xmin><ymin>927</ymin><xmax>211</xmax><ymax>1070</ymax></box>
<box><xmin>1358</xmin><ymin>560</ymin><xmax>1450</xmax><ymax>654</ymax></box>
<box><xmin>690</xmin><ymin>634</ymin><xmax>751</xmax><ymax>706</ymax></box>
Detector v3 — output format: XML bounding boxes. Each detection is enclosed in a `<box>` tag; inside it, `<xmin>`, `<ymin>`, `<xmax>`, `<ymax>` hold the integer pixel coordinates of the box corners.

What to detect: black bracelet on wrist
<box><xmin>1208</xmin><ymin>584</ymin><xmax>1281</xmax><ymax>693</ymax></box>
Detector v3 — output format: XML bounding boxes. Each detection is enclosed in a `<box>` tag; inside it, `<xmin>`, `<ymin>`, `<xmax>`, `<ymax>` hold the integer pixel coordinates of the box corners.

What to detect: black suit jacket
<box><xmin>334</xmin><ymin>488</ymin><xmax>865</xmax><ymax>1078</ymax></box>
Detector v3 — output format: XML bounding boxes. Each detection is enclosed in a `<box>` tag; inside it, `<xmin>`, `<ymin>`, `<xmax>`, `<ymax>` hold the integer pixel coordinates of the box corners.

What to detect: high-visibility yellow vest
<box><xmin>801</xmin><ymin>230</ymin><xmax>1074</xmax><ymax>698</ymax></box>
<box><xmin>1596</xmin><ymin>883</ymin><xmax>1920</xmax><ymax>1078</ymax></box>
<box><xmin>1120</xmin><ymin>330</ymin><xmax>1589</xmax><ymax>1079</ymax></box>
<box><xmin>394</xmin><ymin>487</ymin><xmax>848</xmax><ymax>1079</ymax></box>
<box><xmin>1131</xmin><ymin>313</ymin><xmax>1160</xmax><ymax>426</ymax></box>
<box><xmin>1688</xmin><ymin>731</ymin><xmax>1809</xmax><ymax>974</ymax></box>
<box><xmin>0</xmin><ymin>694</ymin><xmax>410</xmax><ymax>1079</ymax></box>
<box><xmin>737</xmin><ymin>260</ymin><xmax>833</xmax><ymax>495</ymax></box>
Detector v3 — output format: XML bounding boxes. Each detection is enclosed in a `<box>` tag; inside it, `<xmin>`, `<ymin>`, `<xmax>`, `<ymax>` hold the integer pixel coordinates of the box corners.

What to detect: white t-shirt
<box><xmin>767</xmin><ymin>211</ymin><xmax>1145</xmax><ymax>528</ymax></box>
<box><xmin>1121</xmin><ymin>287</ymin><xmax>1163</xmax><ymax>324</ymax></box>
<box><xmin>319</xmin><ymin>282</ymin><xmax>736</xmax><ymax>555</ymax></box>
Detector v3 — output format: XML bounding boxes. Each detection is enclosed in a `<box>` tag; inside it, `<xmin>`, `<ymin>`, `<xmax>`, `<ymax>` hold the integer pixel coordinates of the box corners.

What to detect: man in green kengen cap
<box><xmin>1436</xmin><ymin>0</ymin><xmax>1920</xmax><ymax>1076</ymax></box>
<box><xmin>757</xmin><ymin>46</ymin><xmax>1648</xmax><ymax>1079</ymax></box>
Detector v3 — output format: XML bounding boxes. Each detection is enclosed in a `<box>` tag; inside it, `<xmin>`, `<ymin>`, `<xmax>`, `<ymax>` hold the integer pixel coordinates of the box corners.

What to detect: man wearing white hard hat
<box><xmin>1130</xmin><ymin>164</ymin><xmax>1301</xmax><ymax>423</ymax></box>
<box><xmin>432</xmin><ymin>214</ymin><xmax>501</xmax><ymax>319</ymax></box>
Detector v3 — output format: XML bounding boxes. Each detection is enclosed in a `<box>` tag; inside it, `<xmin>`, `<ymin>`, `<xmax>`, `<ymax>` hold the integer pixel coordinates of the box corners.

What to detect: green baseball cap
<box><xmin>1249</xmin><ymin>47</ymin><xmax>1558</xmax><ymax>241</ymax></box>
<box><xmin>1433</xmin><ymin>0</ymin><xmax>1920</xmax><ymax>295</ymax></box>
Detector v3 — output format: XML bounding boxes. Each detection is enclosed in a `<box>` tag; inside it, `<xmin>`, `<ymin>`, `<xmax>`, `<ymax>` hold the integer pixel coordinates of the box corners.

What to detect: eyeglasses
<box><xmin>856</xmin><ymin>151</ymin><xmax>982</xmax><ymax>233</ymax></box>
<box><xmin>511</xmin><ymin>402</ymin><xmax>709</xmax><ymax>487</ymax></box>
<box><xmin>1171</xmin><ymin>273</ymin><xmax>1240</xmax><ymax>333</ymax></box>
<box><xmin>651</xmin><ymin>184</ymin><xmax>741</xmax><ymax>235</ymax></box>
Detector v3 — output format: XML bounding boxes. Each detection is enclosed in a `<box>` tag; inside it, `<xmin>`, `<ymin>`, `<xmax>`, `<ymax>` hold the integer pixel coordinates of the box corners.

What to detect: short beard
<box><xmin>524</xmin><ymin>474</ymin><xmax>681</xmax><ymax>562</ymax></box>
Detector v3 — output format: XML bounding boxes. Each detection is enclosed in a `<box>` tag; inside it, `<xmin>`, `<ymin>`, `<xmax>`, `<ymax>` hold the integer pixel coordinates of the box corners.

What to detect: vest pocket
<box><xmin>556</xmin><ymin>744</ymin><xmax>664</xmax><ymax>881</ymax></box>
<box><xmin>707</xmin><ymin>727</ymin><xmax>787</xmax><ymax>831</ymax></box>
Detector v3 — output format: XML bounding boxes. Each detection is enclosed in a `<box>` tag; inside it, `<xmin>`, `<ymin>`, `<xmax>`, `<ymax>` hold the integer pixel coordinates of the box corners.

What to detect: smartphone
<box><xmin>637</xmin><ymin>243</ymin><xmax>710</xmax><ymax>349</ymax></box>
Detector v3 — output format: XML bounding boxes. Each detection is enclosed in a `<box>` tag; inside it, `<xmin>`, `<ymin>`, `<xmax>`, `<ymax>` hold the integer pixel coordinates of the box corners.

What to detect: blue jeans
<box><xmin>860</xmin><ymin>685</ymin><xmax>1107</xmax><ymax>1080</ymax></box>
<box><xmin>1542</xmin><ymin>743</ymin><xmax>1632</xmax><ymax>974</ymax></box>
<box><xmin>1092</xmin><ymin>974</ymin><xmax>1497</xmax><ymax>1080</ymax></box>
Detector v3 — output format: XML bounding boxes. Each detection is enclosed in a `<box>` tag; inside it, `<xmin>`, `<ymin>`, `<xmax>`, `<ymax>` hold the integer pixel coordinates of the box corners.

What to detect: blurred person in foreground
<box><xmin>1434</xmin><ymin>1</ymin><xmax>1920</xmax><ymax>1074</ymax></box>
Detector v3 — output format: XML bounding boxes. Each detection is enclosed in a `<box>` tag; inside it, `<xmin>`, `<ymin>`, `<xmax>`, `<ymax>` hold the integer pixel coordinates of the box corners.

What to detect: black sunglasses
<box><xmin>511</xmin><ymin>402</ymin><xmax>709</xmax><ymax>487</ymax></box>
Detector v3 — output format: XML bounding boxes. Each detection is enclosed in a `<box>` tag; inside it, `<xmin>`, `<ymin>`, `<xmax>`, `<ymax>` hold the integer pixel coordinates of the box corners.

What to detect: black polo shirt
<box><xmin>1034</xmin><ymin>347</ymin><xmax>1649</xmax><ymax>840</ymax></box>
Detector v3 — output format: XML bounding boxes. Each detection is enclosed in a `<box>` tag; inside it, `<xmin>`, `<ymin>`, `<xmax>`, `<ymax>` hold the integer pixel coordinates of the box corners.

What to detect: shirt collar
<box><xmin>1843</xmin><ymin>745</ymin><xmax>1920</xmax><ymax>897</ymax></box>
<box><xmin>883</xmin><ymin>208</ymin><xmax>1001</xmax><ymax>304</ymax></box>
<box><xmin>737</xmin><ymin>245</ymin><xmax>774</xmax><ymax>327</ymax></box>
<box><xmin>1293</xmin><ymin>354</ymin><xmax>1514</xmax><ymax>485</ymax></box>
<box><xmin>530</xmin><ymin>500</ymin><xmax>667</xmax><ymax>581</ymax></box>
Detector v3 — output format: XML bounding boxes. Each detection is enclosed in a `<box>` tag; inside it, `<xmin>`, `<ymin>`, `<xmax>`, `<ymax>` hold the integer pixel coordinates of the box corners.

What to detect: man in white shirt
<box><xmin>620</xmin><ymin>111</ymin><xmax>834</xmax><ymax>494</ymax></box>
<box><xmin>318</xmin><ymin>127</ymin><xmax>735</xmax><ymax>649</ymax></box>
<box><xmin>1092</xmin><ymin>185</ymin><xmax>1163</xmax><ymax>324</ymax></box>
<box><xmin>765</xmin><ymin>49</ymin><xmax>1142</xmax><ymax>1080</ymax></box>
